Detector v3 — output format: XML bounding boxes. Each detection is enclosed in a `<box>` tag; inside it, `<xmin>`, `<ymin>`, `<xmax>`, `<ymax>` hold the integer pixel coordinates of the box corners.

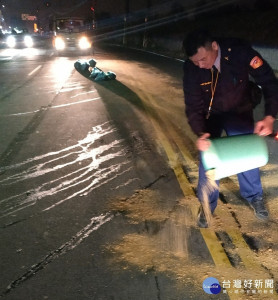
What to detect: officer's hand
<box><xmin>196</xmin><ymin>133</ymin><xmax>211</xmax><ymax>151</ymax></box>
<box><xmin>254</xmin><ymin>116</ymin><xmax>275</xmax><ymax>136</ymax></box>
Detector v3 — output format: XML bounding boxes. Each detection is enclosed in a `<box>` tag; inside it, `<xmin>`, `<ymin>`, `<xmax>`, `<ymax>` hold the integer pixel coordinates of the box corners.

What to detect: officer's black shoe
<box><xmin>197</xmin><ymin>206</ymin><xmax>208</xmax><ymax>228</ymax></box>
<box><xmin>250</xmin><ymin>198</ymin><xmax>269</xmax><ymax>220</ymax></box>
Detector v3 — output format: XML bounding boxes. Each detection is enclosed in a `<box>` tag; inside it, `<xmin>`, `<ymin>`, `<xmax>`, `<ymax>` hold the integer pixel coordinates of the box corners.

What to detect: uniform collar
<box><xmin>213</xmin><ymin>45</ymin><xmax>221</xmax><ymax>72</ymax></box>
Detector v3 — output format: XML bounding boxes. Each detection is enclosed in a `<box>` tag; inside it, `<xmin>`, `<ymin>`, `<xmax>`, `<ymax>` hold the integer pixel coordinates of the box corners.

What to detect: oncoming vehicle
<box><xmin>6</xmin><ymin>29</ymin><xmax>34</xmax><ymax>48</ymax></box>
<box><xmin>52</xmin><ymin>17</ymin><xmax>93</xmax><ymax>55</ymax></box>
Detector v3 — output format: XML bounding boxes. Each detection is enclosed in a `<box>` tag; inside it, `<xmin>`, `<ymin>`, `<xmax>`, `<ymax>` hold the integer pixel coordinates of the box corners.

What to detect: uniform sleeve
<box><xmin>246</xmin><ymin>46</ymin><xmax>278</xmax><ymax>118</ymax></box>
<box><xmin>183</xmin><ymin>61</ymin><xmax>206</xmax><ymax>136</ymax></box>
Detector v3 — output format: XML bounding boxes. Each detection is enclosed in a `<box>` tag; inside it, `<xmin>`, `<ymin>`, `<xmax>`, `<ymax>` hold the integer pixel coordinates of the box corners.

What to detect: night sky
<box><xmin>2</xmin><ymin>0</ymin><xmax>179</xmax><ymax>29</ymax></box>
<box><xmin>2</xmin><ymin>0</ymin><xmax>277</xmax><ymax>31</ymax></box>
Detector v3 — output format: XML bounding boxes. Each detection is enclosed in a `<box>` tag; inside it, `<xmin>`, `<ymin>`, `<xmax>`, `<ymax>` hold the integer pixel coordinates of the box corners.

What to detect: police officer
<box><xmin>182</xmin><ymin>29</ymin><xmax>278</xmax><ymax>228</ymax></box>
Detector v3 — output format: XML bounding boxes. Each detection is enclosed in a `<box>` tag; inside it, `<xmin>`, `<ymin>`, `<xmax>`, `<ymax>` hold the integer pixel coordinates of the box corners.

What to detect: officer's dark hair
<box><xmin>183</xmin><ymin>29</ymin><xmax>215</xmax><ymax>57</ymax></box>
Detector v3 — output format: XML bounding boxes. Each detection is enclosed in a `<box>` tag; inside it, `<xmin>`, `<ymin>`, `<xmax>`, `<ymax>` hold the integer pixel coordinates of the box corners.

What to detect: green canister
<box><xmin>201</xmin><ymin>134</ymin><xmax>269</xmax><ymax>180</ymax></box>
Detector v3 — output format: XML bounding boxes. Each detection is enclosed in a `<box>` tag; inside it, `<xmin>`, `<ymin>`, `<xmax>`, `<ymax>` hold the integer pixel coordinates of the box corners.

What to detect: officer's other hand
<box><xmin>254</xmin><ymin>116</ymin><xmax>275</xmax><ymax>136</ymax></box>
<box><xmin>196</xmin><ymin>133</ymin><xmax>211</xmax><ymax>151</ymax></box>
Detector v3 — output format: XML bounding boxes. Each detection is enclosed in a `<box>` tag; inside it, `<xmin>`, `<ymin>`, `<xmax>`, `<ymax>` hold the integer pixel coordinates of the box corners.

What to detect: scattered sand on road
<box><xmin>107</xmin><ymin>186</ymin><xmax>278</xmax><ymax>299</ymax></box>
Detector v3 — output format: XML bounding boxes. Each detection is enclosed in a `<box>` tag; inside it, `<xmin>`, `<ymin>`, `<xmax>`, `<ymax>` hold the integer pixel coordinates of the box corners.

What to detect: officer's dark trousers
<box><xmin>197</xmin><ymin>112</ymin><xmax>263</xmax><ymax>213</ymax></box>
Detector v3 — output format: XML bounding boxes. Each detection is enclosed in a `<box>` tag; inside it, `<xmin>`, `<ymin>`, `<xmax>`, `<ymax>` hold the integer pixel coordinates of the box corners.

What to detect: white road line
<box><xmin>6</xmin><ymin>97</ymin><xmax>101</xmax><ymax>116</ymax></box>
<box><xmin>51</xmin><ymin>97</ymin><xmax>101</xmax><ymax>109</ymax></box>
<box><xmin>28</xmin><ymin>65</ymin><xmax>42</xmax><ymax>76</ymax></box>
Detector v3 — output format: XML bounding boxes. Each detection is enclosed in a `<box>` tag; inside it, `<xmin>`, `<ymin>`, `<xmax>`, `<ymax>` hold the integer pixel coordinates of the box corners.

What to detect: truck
<box><xmin>51</xmin><ymin>16</ymin><xmax>94</xmax><ymax>55</ymax></box>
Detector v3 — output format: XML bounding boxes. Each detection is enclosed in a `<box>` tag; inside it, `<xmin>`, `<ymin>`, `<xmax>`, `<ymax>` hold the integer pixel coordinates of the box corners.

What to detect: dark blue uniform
<box><xmin>183</xmin><ymin>38</ymin><xmax>278</xmax><ymax>212</ymax></box>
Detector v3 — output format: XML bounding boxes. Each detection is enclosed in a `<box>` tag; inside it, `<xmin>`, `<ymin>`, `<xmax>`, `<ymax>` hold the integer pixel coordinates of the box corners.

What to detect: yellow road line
<box><xmin>149</xmin><ymin>109</ymin><xmax>278</xmax><ymax>299</ymax></box>
<box><xmin>146</xmin><ymin>111</ymin><xmax>233</xmax><ymax>269</ymax></box>
<box><xmin>200</xmin><ymin>228</ymin><xmax>232</xmax><ymax>267</ymax></box>
<box><xmin>133</xmin><ymin>85</ymin><xmax>278</xmax><ymax>298</ymax></box>
<box><xmin>227</xmin><ymin>229</ymin><xmax>260</xmax><ymax>269</ymax></box>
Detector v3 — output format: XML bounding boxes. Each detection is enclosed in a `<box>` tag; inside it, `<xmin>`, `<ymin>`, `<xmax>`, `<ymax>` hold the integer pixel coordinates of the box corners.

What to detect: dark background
<box><xmin>2</xmin><ymin>0</ymin><xmax>278</xmax><ymax>47</ymax></box>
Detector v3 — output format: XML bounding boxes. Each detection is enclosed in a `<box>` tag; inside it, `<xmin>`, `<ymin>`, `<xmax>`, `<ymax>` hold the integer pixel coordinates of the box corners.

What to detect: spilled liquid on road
<box><xmin>0</xmin><ymin>121</ymin><xmax>131</xmax><ymax>218</ymax></box>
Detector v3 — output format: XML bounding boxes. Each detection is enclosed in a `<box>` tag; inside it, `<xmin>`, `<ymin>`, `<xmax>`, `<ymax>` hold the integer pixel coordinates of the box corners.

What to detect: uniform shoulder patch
<box><xmin>250</xmin><ymin>56</ymin><xmax>263</xmax><ymax>69</ymax></box>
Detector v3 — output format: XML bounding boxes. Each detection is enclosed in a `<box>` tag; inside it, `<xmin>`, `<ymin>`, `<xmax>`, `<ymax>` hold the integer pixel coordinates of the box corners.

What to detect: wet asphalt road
<box><xmin>0</xmin><ymin>45</ymin><xmax>218</xmax><ymax>300</ymax></box>
<box><xmin>0</xmin><ymin>44</ymin><xmax>278</xmax><ymax>300</ymax></box>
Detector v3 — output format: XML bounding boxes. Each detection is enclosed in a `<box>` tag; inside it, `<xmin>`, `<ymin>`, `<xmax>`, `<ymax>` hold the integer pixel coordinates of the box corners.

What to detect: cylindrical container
<box><xmin>201</xmin><ymin>134</ymin><xmax>269</xmax><ymax>180</ymax></box>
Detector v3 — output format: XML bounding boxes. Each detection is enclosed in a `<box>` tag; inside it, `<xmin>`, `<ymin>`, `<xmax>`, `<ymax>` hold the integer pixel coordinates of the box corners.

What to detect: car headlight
<box><xmin>7</xmin><ymin>36</ymin><xmax>16</xmax><ymax>48</ymax></box>
<box><xmin>55</xmin><ymin>37</ymin><xmax>65</xmax><ymax>50</ymax></box>
<box><xmin>79</xmin><ymin>36</ymin><xmax>91</xmax><ymax>50</ymax></box>
<box><xmin>24</xmin><ymin>36</ymin><xmax>33</xmax><ymax>48</ymax></box>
